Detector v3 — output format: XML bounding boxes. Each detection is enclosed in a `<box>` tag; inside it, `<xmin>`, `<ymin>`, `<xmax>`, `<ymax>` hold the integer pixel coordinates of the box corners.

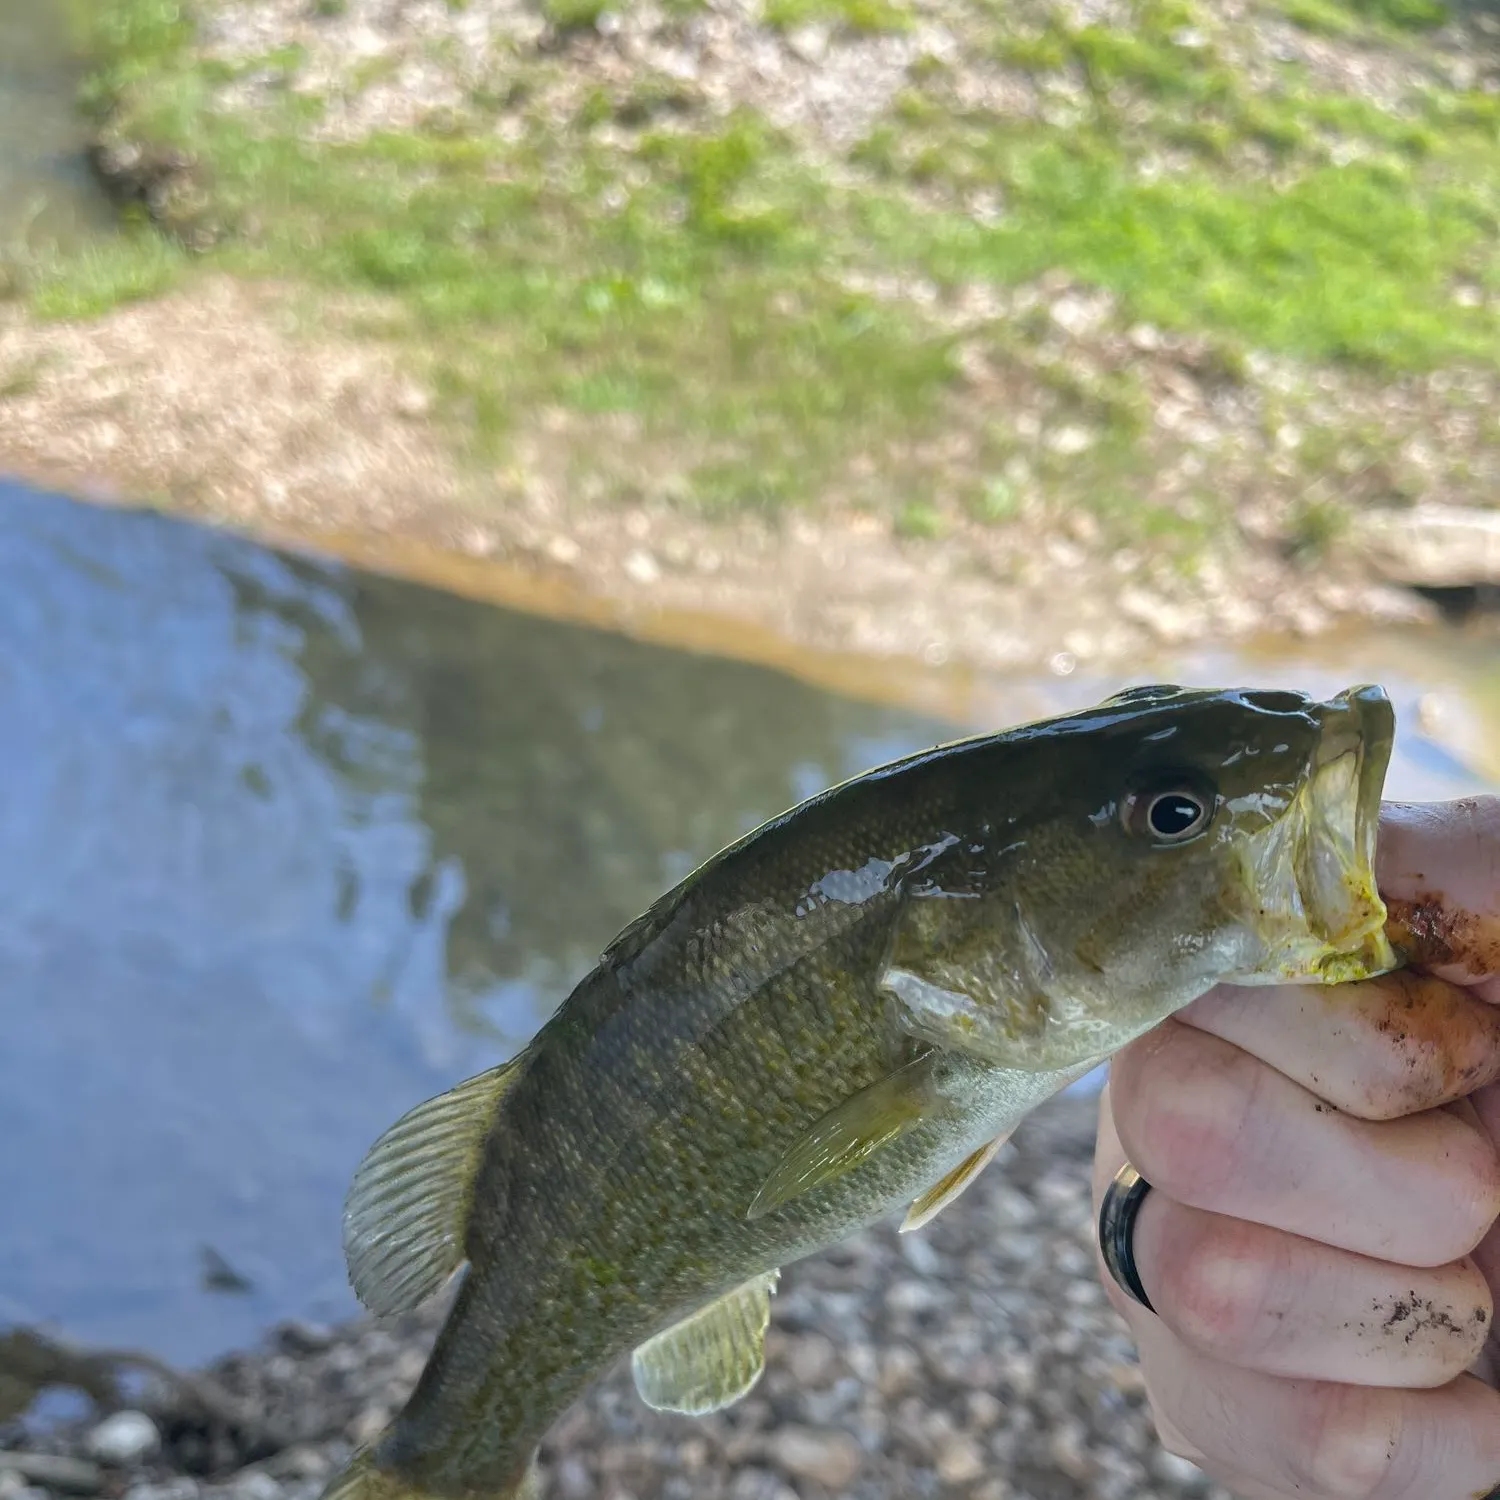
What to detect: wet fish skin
<box><xmin>324</xmin><ymin>684</ymin><xmax>1397</xmax><ymax>1500</ymax></box>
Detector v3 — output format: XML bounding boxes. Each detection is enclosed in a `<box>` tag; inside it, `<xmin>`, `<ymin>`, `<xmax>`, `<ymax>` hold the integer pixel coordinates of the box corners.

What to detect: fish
<box><xmin>322</xmin><ymin>683</ymin><xmax>1400</xmax><ymax>1500</ymax></box>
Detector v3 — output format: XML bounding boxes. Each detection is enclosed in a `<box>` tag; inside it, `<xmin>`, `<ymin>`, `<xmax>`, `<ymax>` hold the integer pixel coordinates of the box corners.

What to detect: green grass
<box><xmin>761</xmin><ymin>0</ymin><xmax>911</xmax><ymax>30</ymax></box>
<box><xmin>848</xmin><ymin>0</ymin><xmax>1500</xmax><ymax>371</ymax></box>
<box><xmin>1273</xmin><ymin>0</ymin><xmax>1448</xmax><ymax>35</ymax></box>
<box><xmin>138</xmin><ymin>101</ymin><xmax>961</xmax><ymax>511</ymax></box>
<box><xmin>541</xmin><ymin>0</ymin><xmax>610</xmax><ymax>30</ymax></box>
<box><xmin>45</xmin><ymin>0</ymin><xmax>1500</xmax><ymax>542</ymax></box>
<box><xmin>2</xmin><ymin>232</ymin><xmax>184</xmax><ymax>319</ymax></box>
<box><xmin>854</xmin><ymin>136</ymin><xmax>1500</xmax><ymax>367</ymax></box>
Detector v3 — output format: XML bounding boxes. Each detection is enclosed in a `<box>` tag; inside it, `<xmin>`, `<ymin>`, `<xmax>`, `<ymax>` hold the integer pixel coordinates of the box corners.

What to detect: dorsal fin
<box><xmin>343</xmin><ymin>1058</ymin><xmax>522</xmax><ymax>1315</ymax></box>
<box><xmin>632</xmin><ymin>1272</ymin><xmax>779</xmax><ymax>1415</ymax></box>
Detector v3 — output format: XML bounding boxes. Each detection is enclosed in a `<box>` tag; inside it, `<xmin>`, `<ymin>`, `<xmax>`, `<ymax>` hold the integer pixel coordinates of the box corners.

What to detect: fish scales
<box><xmin>394</xmin><ymin>790</ymin><xmax>961</xmax><ymax>1480</ymax></box>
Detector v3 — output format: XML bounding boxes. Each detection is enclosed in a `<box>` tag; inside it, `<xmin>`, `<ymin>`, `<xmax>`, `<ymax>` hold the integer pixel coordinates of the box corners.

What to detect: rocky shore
<box><xmin>0</xmin><ymin>1092</ymin><xmax>1227</xmax><ymax>1500</ymax></box>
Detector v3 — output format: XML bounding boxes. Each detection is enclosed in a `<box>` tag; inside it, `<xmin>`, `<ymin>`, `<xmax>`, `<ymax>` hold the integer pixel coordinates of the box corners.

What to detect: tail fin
<box><xmin>320</xmin><ymin>1447</ymin><xmax>541</xmax><ymax>1500</ymax></box>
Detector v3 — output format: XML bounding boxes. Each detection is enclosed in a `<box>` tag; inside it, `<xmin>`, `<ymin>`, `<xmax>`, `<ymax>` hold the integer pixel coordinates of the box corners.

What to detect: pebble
<box><xmin>551</xmin><ymin>1456</ymin><xmax>592</xmax><ymax>1500</ymax></box>
<box><xmin>231</xmin><ymin>1474</ymin><xmax>283</xmax><ymax>1500</ymax></box>
<box><xmin>277</xmin><ymin>1321</ymin><xmax>334</xmax><ymax>1354</ymax></box>
<box><xmin>1152</xmin><ymin>1449</ymin><xmax>1212</xmax><ymax>1489</ymax></box>
<box><xmin>347</xmin><ymin>1405</ymin><xmax>389</xmax><ymax>1445</ymax></box>
<box><xmin>0</xmin><ymin>1455</ymin><xmax>104</xmax><ymax>1495</ymax></box>
<box><xmin>784</xmin><ymin>1333</ymin><xmax>838</xmax><ymax>1386</ymax></box>
<box><xmin>727</xmin><ymin>1471</ymin><xmax>797</xmax><ymax>1500</ymax></box>
<box><xmin>622</xmin><ymin>548</ymin><xmax>661</xmax><ymax>585</ymax></box>
<box><xmin>123</xmin><ymin>1484</ymin><xmax>198</xmax><ymax>1500</ymax></box>
<box><xmin>264</xmin><ymin>1449</ymin><xmax>329</xmax><ymax>1482</ymax></box>
<box><xmin>885</xmin><ymin>1278</ymin><xmax>942</xmax><ymax>1314</ymax></box>
<box><xmin>765</xmin><ymin>1425</ymin><xmax>864</xmax><ymax>1489</ymax></box>
<box><xmin>877</xmin><ymin>1344</ymin><xmax>923</xmax><ymax>1397</ymax></box>
<box><xmin>86</xmin><ymin>1412</ymin><xmax>162</xmax><ymax>1467</ymax></box>
<box><xmin>935</xmin><ymin>1433</ymin><xmax>987</xmax><ymax>1484</ymax></box>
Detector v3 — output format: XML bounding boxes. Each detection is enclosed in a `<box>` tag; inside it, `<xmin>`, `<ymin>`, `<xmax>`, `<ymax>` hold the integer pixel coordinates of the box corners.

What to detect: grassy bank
<box><xmin>14</xmin><ymin>0</ymin><xmax>1500</xmax><ymax>566</ymax></box>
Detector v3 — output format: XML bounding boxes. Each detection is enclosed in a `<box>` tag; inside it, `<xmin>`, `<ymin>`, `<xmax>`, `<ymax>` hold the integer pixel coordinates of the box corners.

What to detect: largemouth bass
<box><xmin>325</xmin><ymin>684</ymin><xmax>1399</xmax><ymax>1500</ymax></box>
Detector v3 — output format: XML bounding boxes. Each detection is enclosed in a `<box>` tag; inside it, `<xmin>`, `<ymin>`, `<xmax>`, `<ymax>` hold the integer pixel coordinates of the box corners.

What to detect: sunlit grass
<box><xmin>2</xmin><ymin>231</ymin><xmax>185</xmax><ymax>320</ymax></box>
<box><xmin>45</xmin><ymin>0</ymin><xmax>1500</xmax><ymax>539</ymax></box>
<box><xmin>854</xmin><ymin>135</ymin><xmax>1499</xmax><ymax>368</ymax></box>
<box><xmin>761</xmin><ymin>0</ymin><xmax>912</xmax><ymax>30</ymax></box>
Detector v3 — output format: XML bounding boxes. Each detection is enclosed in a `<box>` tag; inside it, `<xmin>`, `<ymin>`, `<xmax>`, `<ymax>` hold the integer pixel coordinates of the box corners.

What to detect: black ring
<box><xmin>1099</xmin><ymin>1161</ymin><xmax>1155</xmax><ymax>1313</ymax></box>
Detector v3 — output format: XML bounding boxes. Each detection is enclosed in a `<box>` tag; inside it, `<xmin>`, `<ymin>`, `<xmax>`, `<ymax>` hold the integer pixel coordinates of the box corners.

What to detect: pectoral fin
<box><xmin>747</xmin><ymin>1052</ymin><xmax>943</xmax><ymax>1220</ymax></box>
<box><xmin>632</xmin><ymin>1271</ymin><xmax>780</xmax><ymax>1415</ymax></box>
<box><xmin>901</xmin><ymin>1133</ymin><xmax>1010</xmax><ymax>1233</ymax></box>
<box><xmin>343</xmin><ymin>1057</ymin><xmax>522</xmax><ymax>1315</ymax></box>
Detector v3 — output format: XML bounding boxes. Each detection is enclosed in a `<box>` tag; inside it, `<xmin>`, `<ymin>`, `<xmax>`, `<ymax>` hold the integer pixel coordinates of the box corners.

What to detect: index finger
<box><xmin>1379</xmin><ymin>796</ymin><xmax>1500</xmax><ymax>996</ymax></box>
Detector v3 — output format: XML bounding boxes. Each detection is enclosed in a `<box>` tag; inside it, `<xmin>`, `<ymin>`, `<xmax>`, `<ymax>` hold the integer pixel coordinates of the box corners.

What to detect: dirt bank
<box><xmin>0</xmin><ymin>272</ymin><xmax>1458</xmax><ymax>683</ymax></box>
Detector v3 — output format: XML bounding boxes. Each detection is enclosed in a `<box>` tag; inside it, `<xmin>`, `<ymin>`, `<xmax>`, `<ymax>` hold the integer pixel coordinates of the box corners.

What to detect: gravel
<box><xmin>0</xmin><ymin>1093</ymin><xmax>1232</xmax><ymax>1500</ymax></box>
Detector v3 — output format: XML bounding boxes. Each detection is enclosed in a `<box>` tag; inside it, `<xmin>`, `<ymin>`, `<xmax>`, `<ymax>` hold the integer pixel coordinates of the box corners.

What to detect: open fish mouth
<box><xmin>1237</xmin><ymin>684</ymin><xmax>1398</xmax><ymax>985</ymax></box>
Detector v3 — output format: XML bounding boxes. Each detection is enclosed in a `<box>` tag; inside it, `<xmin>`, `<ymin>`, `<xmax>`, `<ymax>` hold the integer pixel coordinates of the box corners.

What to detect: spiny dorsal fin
<box><xmin>343</xmin><ymin>1059</ymin><xmax>521</xmax><ymax>1315</ymax></box>
<box><xmin>631</xmin><ymin>1271</ymin><xmax>780</xmax><ymax>1415</ymax></box>
<box><xmin>747</xmin><ymin>1052</ymin><xmax>943</xmax><ymax>1221</ymax></box>
<box><xmin>900</xmin><ymin>1132</ymin><xmax>1009</xmax><ymax>1233</ymax></box>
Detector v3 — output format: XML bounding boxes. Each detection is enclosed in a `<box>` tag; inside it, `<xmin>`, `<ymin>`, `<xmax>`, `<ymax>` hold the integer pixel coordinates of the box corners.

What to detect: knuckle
<box><xmin>1155</xmin><ymin>1218</ymin><xmax>1273</xmax><ymax>1362</ymax></box>
<box><xmin>1348</xmin><ymin>973</ymin><xmax>1500</xmax><ymax>1121</ymax></box>
<box><xmin>1418</xmin><ymin>1128</ymin><xmax>1500</xmax><ymax>1265</ymax></box>
<box><xmin>1294</xmin><ymin>1386</ymin><xmax>1401</xmax><ymax>1500</ymax></box>
<box><xmin>1118</xmin><ymin>1037</ymin><xmax>1258</xmax><ymax>1208</ymax></box>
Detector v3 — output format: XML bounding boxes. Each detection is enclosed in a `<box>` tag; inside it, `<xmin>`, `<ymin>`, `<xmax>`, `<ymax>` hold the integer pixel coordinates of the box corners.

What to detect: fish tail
<box><xmin>320</xmin><ymin>1447</ymin><xmax>541</xmax><ymax>1500</ymax></box>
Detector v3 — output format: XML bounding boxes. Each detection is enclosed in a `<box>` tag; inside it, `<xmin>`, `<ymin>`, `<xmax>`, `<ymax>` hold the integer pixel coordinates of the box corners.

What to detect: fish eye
<box><xmin>1121</xmin><ymin>778</ymin><xmax>1216</xmax><ymax>844</ymax></box>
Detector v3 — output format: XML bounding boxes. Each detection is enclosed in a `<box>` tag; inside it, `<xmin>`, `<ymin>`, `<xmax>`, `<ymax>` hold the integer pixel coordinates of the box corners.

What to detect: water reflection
<box><xmin>0</xmin><ymin>480</ymin><xmax>1495</xmax><ymax>1367</ymax></box>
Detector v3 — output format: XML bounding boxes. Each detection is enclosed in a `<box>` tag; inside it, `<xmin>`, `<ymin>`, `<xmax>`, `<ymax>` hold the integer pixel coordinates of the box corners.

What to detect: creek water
<box><xmin>0</xmin><ymin>478</ymin><xmax>1496</xmax><ymax>1369</ymax></box>
<box><xmin>0</xmin><ymin>0</ymin><xmax>116</xmax><ymax>252</ymax></box>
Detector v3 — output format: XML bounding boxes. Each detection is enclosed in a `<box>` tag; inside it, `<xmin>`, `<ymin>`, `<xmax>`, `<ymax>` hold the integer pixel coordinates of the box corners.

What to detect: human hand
<box><xmin>1092</xmin><ymin>796</ymin><xmax>1500</xmax><ymax>1499</ymax></box>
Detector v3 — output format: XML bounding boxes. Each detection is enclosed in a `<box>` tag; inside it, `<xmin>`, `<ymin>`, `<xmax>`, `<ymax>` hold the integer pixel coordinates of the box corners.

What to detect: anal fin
<box><xmin>747</xmin><ymin>1051</ymin><xmax>944</xmax><ymax>1221</ymax></box>
<box><xmin>632</xmin><ymin>1271</ymin><xmax>780</xmax><ymax>1415</ymax></box>
<box><xmin>343</xmin><ymin>1057</ymin><xmax>523</xmax><ymax>1316</ymax></box>
<box><xmin>900</xmin><ymin>1132</ymin><xmax>1010</xmax><ymax>1233</ymax></box>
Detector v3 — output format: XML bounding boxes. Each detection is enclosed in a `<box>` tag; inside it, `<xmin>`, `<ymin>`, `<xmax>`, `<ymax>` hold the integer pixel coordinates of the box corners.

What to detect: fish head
<box><xmin>1040</xmin><ymin>681</ymin><xmax>1397</xmax><ymax>1022</ymax></box>
<box><xmin>903</xmin><ymin>683</ymin><xmax>1399</xmax><ymax>1069</ymax></box>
